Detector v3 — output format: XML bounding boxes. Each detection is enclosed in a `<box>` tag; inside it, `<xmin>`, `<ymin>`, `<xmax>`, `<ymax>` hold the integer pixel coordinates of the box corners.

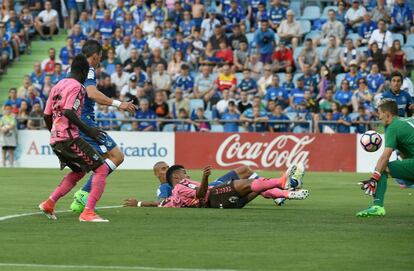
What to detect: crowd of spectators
<box><xmin>2</xmin><ymin>0</ymin><xmax>414</xmax><ymax>133</ymax></box>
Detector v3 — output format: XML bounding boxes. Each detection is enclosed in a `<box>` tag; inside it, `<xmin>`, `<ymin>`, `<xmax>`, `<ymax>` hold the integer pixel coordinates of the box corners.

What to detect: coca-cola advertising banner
<box><xmin>175</xmin><ymin>133</ymin><xmax>356</xmax><ymax>172</ymax></box>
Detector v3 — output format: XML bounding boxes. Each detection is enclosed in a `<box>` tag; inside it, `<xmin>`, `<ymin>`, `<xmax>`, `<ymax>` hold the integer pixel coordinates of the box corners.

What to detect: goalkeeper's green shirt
<box><xmin>385</xmin><ymin>117</ymin><xmax>414</xmax><ymax>159</ymax></box>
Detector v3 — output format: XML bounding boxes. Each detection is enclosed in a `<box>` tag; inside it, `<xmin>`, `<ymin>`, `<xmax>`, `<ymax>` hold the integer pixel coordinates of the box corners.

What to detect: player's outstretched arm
<box><xmin>63</xmin><ymin>109</ymin><xmax>107</xmax><ymax>143</ymax></box>
<box><xmin>196</xmin><ymin>166</ymin><xmax>211</xmax><ymax>199</ymax></box>
<box><xmin>85</xmin><ymin>85</ymin><xmax>136</xmax><ymax>114</ymax></box>
<box><xmin>123</xmin><ymin>198</ymin><xmax>159</xmax><ymax>207</ymax></box>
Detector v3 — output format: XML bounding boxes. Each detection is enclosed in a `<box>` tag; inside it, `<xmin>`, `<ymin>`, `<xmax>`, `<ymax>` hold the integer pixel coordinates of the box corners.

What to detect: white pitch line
<box><xmin>0</xmin><ymin>205</ymin><xmax>123</xmax><ymax>222</ymax></box>
<box><xmin>0</xmin><ymin>263</ymin><xmax>239</xmax><ymax>271</ymax></box>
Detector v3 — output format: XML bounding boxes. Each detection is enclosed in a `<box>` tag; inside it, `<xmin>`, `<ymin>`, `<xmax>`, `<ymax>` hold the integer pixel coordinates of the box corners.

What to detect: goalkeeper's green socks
<box><xmin>373</xmin><ymin>172</ymin><xmax>388</xmax><ymax>207</ymax></box>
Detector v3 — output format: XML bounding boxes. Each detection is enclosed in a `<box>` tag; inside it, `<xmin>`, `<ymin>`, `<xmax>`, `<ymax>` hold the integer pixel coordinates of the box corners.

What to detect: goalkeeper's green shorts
<box><xmin>388</xmin><ymin>159</ymin><xmax>414</xmax><ymax>182</ymax></box>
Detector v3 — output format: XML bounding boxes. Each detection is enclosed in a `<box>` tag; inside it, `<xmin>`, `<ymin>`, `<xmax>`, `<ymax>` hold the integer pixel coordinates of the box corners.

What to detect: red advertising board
<box><xmin>175</xmin><ymin>133</ymin><xmax>356</xmax><ymax>172</ymax></box>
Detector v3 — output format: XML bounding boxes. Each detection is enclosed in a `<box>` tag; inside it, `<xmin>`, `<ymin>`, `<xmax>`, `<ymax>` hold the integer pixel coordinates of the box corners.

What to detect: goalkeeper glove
<box><xmin>360</xmin><ymin>171</ymin><xmax>381</xmax><ymax>196</ymax></box>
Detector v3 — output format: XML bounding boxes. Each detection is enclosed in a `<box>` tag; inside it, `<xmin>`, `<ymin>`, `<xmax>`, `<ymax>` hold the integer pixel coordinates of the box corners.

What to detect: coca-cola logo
<box><xmin>216</xmin><ymin>134</ymin><xmax>315</xmax><ymax>168</ymax></box>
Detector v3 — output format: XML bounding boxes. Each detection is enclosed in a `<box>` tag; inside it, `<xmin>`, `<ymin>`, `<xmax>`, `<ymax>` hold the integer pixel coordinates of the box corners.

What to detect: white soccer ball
<box><xmin>360</xmin><ymin>130</ymin><xmax>382</xmax><ymax>152</ymax></box>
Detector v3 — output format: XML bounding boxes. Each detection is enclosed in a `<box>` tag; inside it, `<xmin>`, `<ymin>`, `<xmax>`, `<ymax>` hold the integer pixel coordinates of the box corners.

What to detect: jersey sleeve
<box><xmin>385</xmin><ymin>126</ymin><xmax>397</xmax><ymax>149</ymax></box>
<box><xmin>84</xmin><ymin>68</ymin><xmax>96</xmax><ymax>87</ymax></box>
<box><xmin>63</xmin><ymin>85</ymin><xmax>83</xmax><ymax>111</ymax></box>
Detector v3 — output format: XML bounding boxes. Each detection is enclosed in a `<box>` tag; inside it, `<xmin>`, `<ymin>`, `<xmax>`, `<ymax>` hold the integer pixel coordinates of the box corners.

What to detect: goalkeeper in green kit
<box><xmin>357</xmin><ymin>96</ymin><xmax>414</xmax><ymax>217</ymax></box>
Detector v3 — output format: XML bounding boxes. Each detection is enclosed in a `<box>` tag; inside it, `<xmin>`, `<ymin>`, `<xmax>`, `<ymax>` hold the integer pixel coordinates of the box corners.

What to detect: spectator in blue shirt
<box><xmin>299</xmin><ymin>64</ymin><xmax>319</xmax><ymax>95</ymax></box>
<box><xmin>221</xmin><ymin>101</ymin><xmax>240</xmax><ymax>132</ymax></box>
<box><xmin>292</xmin><ymin>101</ymin><xmax>311</xmax><ymax>133</ymax></box>
<box><xmin>112</xmin><ymin>1</ymin><xmax>127</xmax><ymax>26</ymax></box>
<box><xmin>179</xmin><ymin>11</ymin><xmax>196</xmax><ymax>38</ymax></box>
<box><xmin>175</xmin><ymin>64</ymin><xmax>194</xmax><ymax>96</ymax></box>
<box><xmin>152</xmin><ymin>0</ymin><xmax>168</xmax><ymax>25</ymax></box>
<box><xmin>334</xmin><ymin>105</ymin><xmax>352</xmax><ymax>133</ymax></box>
<box><xmin>381</xmin><ymin>71</ymin><xmax>414</xmax><ymax>117</ymax></box>
<box><xmin>30</xmin><ymin>61</ymin><xmax>45</xmax><ymax>89</ymax></box>
<box><xmin>69</xmin><ymin>24</ymin><xmax>87</xmax><ymax>51</ymax></box>
<box><xmin>123</xmin><ymin>11</ymin><xmax>135</xmax><ymax>36</ymax></box>
<box><xmin>345</xmin><ymin>60</ymin><xmax>362</xmax><ymax>90</ymax></box>
<box><xmin>282</xmin><ymin>72</ymin><xmax>295</xmax><ymax>94</ymax></box>
<box><xmin>254</xmin><ymin>20</ymin><xmax>276</xmax><ymax>64</ymax></box>
<box><xmin>224</xmin><ymin>1</ymin><xmax>245</xmax><ymax>31</ymax></box>
<box><xmin>353</xmin><ymin>107</ymin><xmax>370</xmax><ymax>134</ymax></box>
<box><xmin>268</xmin><ymin>104</ymin><xmax>290</xmax><ymax>132</ymax></box>
<box><xmin>97</xmin><ymin>105</ymin><xmax>117</xmax><ymax>130</ymax></box>
<box><xmin>366</xmin><ymin>63</ymin><xmax>385</xmax><ymax>93</ymax></box>
<box><xmin>135</xmin><ymin>98</ymin><xmax>157</xmax><ymax>131</ymax></box>
<box><xmin>50</xmin><ymin>63</ymin><xmax>65</xmax><ymax>85</ymax></box>
<box><xmin>265</xmin><ymin>75</ymin><xmax>289</xmax><ymax>108</ymax></box>
<box><xmin>59</xmin><ymin>37</ymin><xmax>75</xmax><ymax>67</ymax></box>
<box><xmin>290</xmin><ymin>78</ymin><xmax>306</xmax><ymax>110</ymax></box>
<box><xmin>334</xmin><ymin>79</ymin><xmax>353</xmax><ymax>107</ymax></box>
<box><xmin>358</xmin><ymin>13</ymin><xmax>377</xmax><ymax>46</ymax></box>
<box><xmin>390</xmin><ymin>0</ymin><xmax>413</xmax><ymax>33</ymax></box>
<box><xmin>269</xmin><ymin>0</ymin><xmax>287</xmax><ymax>31</ymax></box>
<box><xmin>237</xmin><ymin>69</ymin><xmax>258</xmax><ymax>96</ymax></box>
<box><xmin>321</xmin><ymin>110</ymin><xmax>337</xmax><ymax>133</ymax></box>
<box><xmin>241</xmin><ymin>105</ymin><xmax>269</xmax><ymax>132</ymax></box>
<box><xmin>97</xmin><ymin>9</ymin><xmax>116</xmax><ymax>40</ymax></box>
<box><xmin>175</xmin><ymin>108</ymin><xmax>193</xmax><ymax>132</ymax></box>
<box><xmin>78</xmin><ymin>11</ymin><xmax>96</xmax><ymax>37</ymax></box>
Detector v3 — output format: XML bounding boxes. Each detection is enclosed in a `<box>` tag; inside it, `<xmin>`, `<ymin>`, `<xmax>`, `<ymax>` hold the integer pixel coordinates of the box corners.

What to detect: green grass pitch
<box><xmin>0</xmin><ymin>168</ymin><xmax>413</xmax><ymax>271</ymax></box>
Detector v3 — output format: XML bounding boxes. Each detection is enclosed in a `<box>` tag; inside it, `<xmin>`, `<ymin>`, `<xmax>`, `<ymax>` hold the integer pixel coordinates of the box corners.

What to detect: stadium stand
<box><xmin>1</xmin><ymin>0</ymin><xmax>414</xmax><ymax>134</ymax></box>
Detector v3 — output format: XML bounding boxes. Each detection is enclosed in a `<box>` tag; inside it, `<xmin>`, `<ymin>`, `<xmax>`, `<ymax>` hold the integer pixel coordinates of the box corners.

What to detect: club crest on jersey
<box><xmin>228</xmin><ymin>196</ymin><xmax>239</xmax><ymax>203</ymax></box>
<box><xmin>187</xmin><ymin>183</ymin><xmax>197</xmax><ymax>189</ymax></box>
<box><xmin>87</xmin><ymin>69</ymin><xmax>95</xmax><ymax>80</ymax></box>
<box><xmin>73</xmin><ymin>99</ymin><xmax>81</xmax><ymax>110</ymax></box>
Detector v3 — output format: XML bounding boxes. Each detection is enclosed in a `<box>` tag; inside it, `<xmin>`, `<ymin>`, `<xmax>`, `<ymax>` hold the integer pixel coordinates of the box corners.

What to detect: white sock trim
<box><xmin>249</xmin><ymin>172</ymin><xmax>258</xmax><ymax>179</ymax></box>
<box><xmin>105</xmin><ymin>159</ymin><xmax>117</xmax><ymax>171</ymax></box>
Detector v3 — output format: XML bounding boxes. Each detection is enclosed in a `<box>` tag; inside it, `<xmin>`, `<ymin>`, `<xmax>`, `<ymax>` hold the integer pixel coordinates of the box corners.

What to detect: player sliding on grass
<box><xmin>68</xmin><ymin>40</ymin><xmax>136</xmax><ymax>213</ymax></box>
<box><xmin>38</xmin><ymin>55</ymin><xmax>112</xmax><ymax>222</ymax></box>
<box><xmin>123</xmin><ymin>161</ymin><xmax>273</xmax><ymax>207</ymax></box>
<box><xmin>129</xmin><ymin>164</ymin><xmax>308</xmax><ymax>209</ymax></box>
<box><xmin>357</xmin><ymin>94</ymin><xmax>414</xmax><ymax>217</ymax></box>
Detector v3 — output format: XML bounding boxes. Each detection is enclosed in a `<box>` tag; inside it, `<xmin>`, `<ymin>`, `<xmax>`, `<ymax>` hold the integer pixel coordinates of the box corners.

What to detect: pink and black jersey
<box><xmin>161</xmin><ymin>179</ymin><xmax>209</xmax><ymax>208</ymax></box>
<box><xmin>44</xmin><ymin>78</ymin><xmax>86</xmax><ymax>144</ymax></box>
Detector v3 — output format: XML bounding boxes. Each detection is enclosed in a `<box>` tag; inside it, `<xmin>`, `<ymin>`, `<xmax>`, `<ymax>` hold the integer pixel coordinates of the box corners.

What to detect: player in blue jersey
<box><xmin>70</xmin><ymin>40</ymin><xmax>136</xmax><ymax>213</ymax></box>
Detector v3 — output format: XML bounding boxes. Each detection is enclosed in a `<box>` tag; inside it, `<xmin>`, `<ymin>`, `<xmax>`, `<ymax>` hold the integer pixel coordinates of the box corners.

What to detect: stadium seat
<box><xmin>305</xmin><ymin>30</ymin><xmax>322</xmax><ymax>41</ymax></box>
<box><xmin>238</xmin><ymin>126</ymin><xmax>246</xmax><ymax>133</ymax></box>
<box><xmin>235</xmin><ymin>72</ymin><xmax>244</xmax><ymax>83</ymax></box>
<box><xmin>356</xmin><ymin>46</ymin><xmax>368</xmax><ymax>56</ymax></box>
<box><xmin>299</xmin><ymin>20</ymin><xmax>312</xmax><ymax>35</ymax></box>
<box><xmin>289</xmin><ymin>0</ymin><xmax>302</xmax><ymax>18</ymax></box>
<box><xmin>286</xmin><ymin>112</ymin><xmax>297</xmax><ymax>120</ymax></box>
<box><xmin>317</xmin><ymin>46</ymin><xmax>326</xmax><ymax>60</ymax></box>
<box><xmin>301</xmin><ymin>6</ymin><xmax>321</xmax><ymax>21</ymax></box>
<box><xmin>293</xmin><ymin>72</ymin><xmax>304</xmax><ymax>84</ymax></box>
<box><xmin>405</xmin><ymin>34</ymin><xmax>414</xmax><ymax>47</ymax></box>
<box><xmin>190</xmin><ymin>99</ymin><xmax>204</xmax><ymax>112</ymax></box>
<box><xmin>321</xmin><ymin>6</ymin><xmax>338</xmax><ymax>20</ymax></box>
<box><xmin>349</xmin><ymin>112</ymin><xmax>359</xmax><ymax>121</ymax></box>
<box><xmin>403</xmin><ymin>46</ymin><xmax>414</xmax><ymax>62</ymax></box>
<box><xmin>246</xmin><ymin>33</ymin><xmax>255</xmax><ymax>44</ymax></box>
<box><xmin>274</xmin><ymin>33</ymin><xmax>280</xmax><ymax>44</ymax></box>
<box><xmin>204</xmin><ymin>110</ymin><xmax>213</xmax><ymax>120</ymax></box>
<box><xmin>163</xmin><ymin>124</ymin><xmax>175</xmax><ymax>132</ymax></box>
<box><xmin>277</xmin><ymin>72</ymin><xmax>286</xmax><ymax>84</ymax></box>
<box><xmin>211</xmin><ymin>124</ymin><xmax>224</xmax><ymax>132</ymax></box>
<box><xmin>392</xmin><ymin>33</ymin><xmax>404</xmax><ymax>45</ymax></box>
<box><xmin>336</xmin><ymin>73</ymin><xmax>346</xmax><ymax>89</ymax></box>
<box><xmin>293</xmin><ymin>46</ymin><xmax>304</xmax><ymax>64</ymax></box>
<box><xmin>346</xmin><ymin>33</ymin><xmax>361</xmax><ymax>43</ymax></box>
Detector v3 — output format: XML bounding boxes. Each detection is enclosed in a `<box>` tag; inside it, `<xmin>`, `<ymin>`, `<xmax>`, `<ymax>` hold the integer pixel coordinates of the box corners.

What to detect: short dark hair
<box><xmin>378</xmin><ymin>99</ymin><xmax>398</xmax><ymax>116</ymax></box>
<box><xmin>82</xmin><ymin>39</ymin><xmax>102</xmax><ymax>58</ymax></box>
<box><xmin>166</xmin><ymin>165</ymin><xmax>184</xmax><ymax>185</ymax></box>
<box><xmin>390</xmin><ymin>71</ymin><xmax>403</xmax><ymax>81</ymax></box>
<box><xmin>70</xmin><ymin>54</ymin><xmax>90</xmax><ymax>83</ymax></box>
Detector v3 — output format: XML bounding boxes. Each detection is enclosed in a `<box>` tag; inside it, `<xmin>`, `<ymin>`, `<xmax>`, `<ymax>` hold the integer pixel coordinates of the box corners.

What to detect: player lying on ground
<box><xmin>357</xmin><ymin>95</ymin><xmax>414</xmax><ymax>217</ymax></box>
<box><xmin>68</xmin><ymin>40</ymin><xmax>136</xmax><ymax>212</ymax></box>
<box><xmin>122</xmin><ymin>161</ymin><xmax>285</xmax><ymax>208</ymax></box>
<box><xmin>130</xmin><ymin>164</ymin><xmax>308</xmax><ymax>208</ymax></box>
<box><xmin>38</xmin><ymin>55</ymin><xmax>112</xmax><ymax>222</ymax></box>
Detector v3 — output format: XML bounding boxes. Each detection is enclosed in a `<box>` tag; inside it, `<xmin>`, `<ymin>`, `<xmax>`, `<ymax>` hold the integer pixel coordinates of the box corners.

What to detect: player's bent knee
<box><xmin>107</xmin><ymin>147</ymin><xmax>124</xmax><ymax>166</ymax></box>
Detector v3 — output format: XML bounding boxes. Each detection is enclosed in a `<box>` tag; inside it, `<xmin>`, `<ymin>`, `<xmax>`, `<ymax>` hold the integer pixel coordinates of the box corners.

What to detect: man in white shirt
<box><xmin>368</xmin><ymin>19</ymin><xmax>393</xmax><ymax>53</ymax></box>
<box><xmin>116</xmin><ymin>36</ymin><xmax>135</xmax><ymax>64</ymax></box>
<box><xmin>147</xmin><ymin>26</ymin><xmax>164</xmax><ymax>51</ymax></box>
<box><xmin>152</xmin><ymin>63</ymin><xmax>171</xmax><ymax>93</ymax></box>
<box><xmin>201</xmin><ymin>11</ymin><xmax>221</xmax><ymax>42</ymax></box>
<box><xmin>402</xmin><ymin>73</ymin><xmax>414</xmax><ymax>98</ymax></box>
<box><xmin>111</xmin><ymin>62</ymin><xmax>130</xmax><ymax>92</ymax></box>
<box><xmin>34</xmin><ymin>1</ymin><xmax>58</xmax><ymax>40</ymax></box>
<box><xmin>120</xmin><ymin>74</ymin><xmax>140</xmax><ymax>102</ymax></box>
<box><xmin>345</xmin><ymin>0</ymin><xmax>366</xmax><ymax>32</ymax></box>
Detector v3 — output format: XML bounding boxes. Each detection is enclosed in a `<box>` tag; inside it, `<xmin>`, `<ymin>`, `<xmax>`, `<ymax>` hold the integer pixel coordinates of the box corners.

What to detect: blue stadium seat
<box><xmin>235</xmin><ymin>72</ymin><xmax>244</xmax><ymax>83</ymax></box>
<box><xmin>211</xmin><ymin>124</ymin><xmax>224</xmax><ymax>132</ymax></box>
<box><xmin>204</xmin><ymin>110</ymin><xmax>213</xmax><ymax>120</ymax></box>
<box><xmin>336</xmin><ymin>73</ymin><xmax>346</xmax><ymax>89</ymax></box>
<box><xmin>274</xmin><ymin>33</ymin><xmax>280</xmax><ymax>44</ymax></box>
<box><xmin>392</xmin><ymin>33</ymin><xmax>404</xmax><ymax>45</ymax></box>
<box><xmin>238</xmin><ymin>126</ymin><xmax>245</xmax><ymax>133</ymax></box>
<box><xmin>403</xmin><ymin>46</ymin><xmax>414</xmax><ymax>62</ymax></box>
<box><xmin>317</xmin><ymin>46</ymin><xmax>326</xmax><ymax>60</ymax></box>
<box><xmin>346</xmin><ymin>33</ymin><xmax>361</xmax><ymax>43</ymax></box>
<box><xmin>190</xmin><ymin>99</ymin><xmax>204</xmax><ymax>112</ymax></box>
<box><xmin>356</xmin><ymin>46</ymin><xmax>368</xmax><ymax>56</ymax></box>
<box><xmin>293</xmin><ymin>46</ymin><xmax>303</xmax><ymax>64</ymax></box>
<box><xmin>163</xmin><ymin>124</ymin><xmax>175</xmax><ymax>132</ymax></box>
<box><xmin>289</xmin><ymin>0</ymin><xmax>302</xmax><ymax>18</ymax></box>
<box><xmin>286</xmin><ymin>112</ymin><xmax>297</xmax><ymax>120</ymax></box>
<box><xmin>301</xmin><ymin>6</ymin><xmax>321</xmax><ymax>21</ymax></box>
<box><xmin>246</xmin><ymin>33</ymin><xmax>255</xmax><ymax>44</ymax></box>
<box><xmin>299</xmin><ymin>20</ymin><xmax>311</xmax><ymax>35</ymax></box>
<box><xmin>293</xmin><ymin>72</ymin><xmax>304</xmax><ymax>84</ymax></box>
<box><xmin>349</xmin><ymin>112</ymin><xmax>359</xmax><ymax>121</ymax></box>
<box><xmin>321</xmin><ymin>6</ymin><xmax>338</xmax><ymax>20</ymax></box>
<box><xmin>405</xmin><ymin>34</ymin><xmax>414</xmax><ymax>47</ymax></box>
<box><xmin>277</xmin><ymin>72</ymin><xmax>286</xmax><ymax>84</ymax></box>
<box><xmin>305</xmin><ymin>30</ymin><xmax>322</xmax><ymax>41</ymax></box>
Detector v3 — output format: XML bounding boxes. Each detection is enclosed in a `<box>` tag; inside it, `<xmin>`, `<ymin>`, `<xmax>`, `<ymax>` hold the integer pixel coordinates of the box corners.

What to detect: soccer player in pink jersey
<box><xmin>159</xmin><ymin>164</ymin><xmax>309</xmax><ymax>209</ymax></box>
<box><xmin>38</xmin><ymin>54</ymin><xmax>112</xmax><ymax>222</ymax></box>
